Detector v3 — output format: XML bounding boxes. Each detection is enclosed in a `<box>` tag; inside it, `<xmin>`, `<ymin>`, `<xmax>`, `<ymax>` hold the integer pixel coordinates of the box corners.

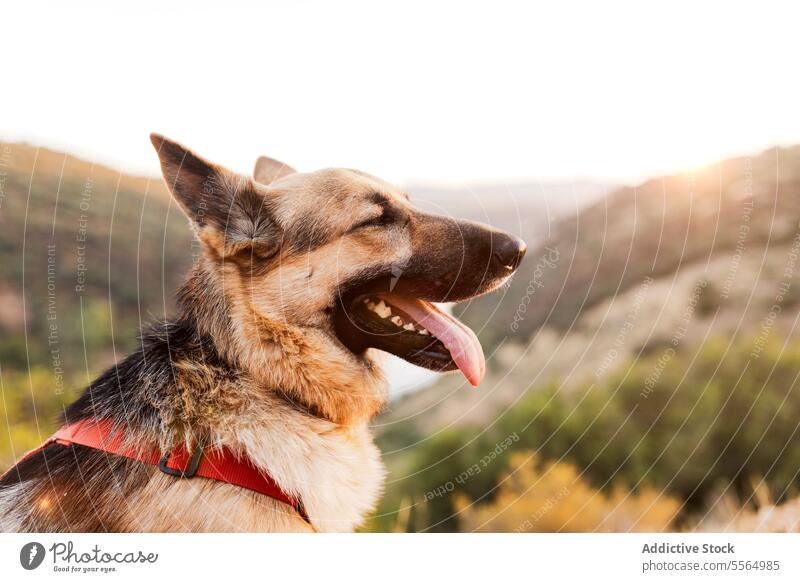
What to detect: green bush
<box><xmin>0</xmin><ymin>367</ymin><xmax>76</xmax><ymax>470</ymax></box>
<box><xmin>371</xmin><ymin>335</ymin><xmax>800</xmax><ymax>531</ymax></box>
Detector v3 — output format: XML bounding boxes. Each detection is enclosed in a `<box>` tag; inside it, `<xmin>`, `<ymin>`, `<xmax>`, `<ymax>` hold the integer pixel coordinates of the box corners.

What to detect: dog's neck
<box><xmin>176</xmin><ymin>261</ymin><xmax>388</xmax><ymax>427</ymax></box>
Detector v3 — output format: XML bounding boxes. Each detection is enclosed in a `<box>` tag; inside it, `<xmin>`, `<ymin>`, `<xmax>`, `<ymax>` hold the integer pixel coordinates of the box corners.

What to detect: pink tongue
<box><xmin>380</xmin><ymin>294</ymin><xmax>486</xmax><ymax>387</ymax></box>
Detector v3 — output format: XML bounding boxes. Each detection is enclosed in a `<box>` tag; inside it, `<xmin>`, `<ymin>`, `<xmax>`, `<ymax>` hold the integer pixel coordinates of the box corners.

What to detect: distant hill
<box><xmin>0</xmin><ymin>141</ymin><xmax>193</xmax><ymax>375</ymax></box>
<box><xmin>455</xmin><ymin>146</ymin><xmax>800</xmax><ymax>348</ymax></box>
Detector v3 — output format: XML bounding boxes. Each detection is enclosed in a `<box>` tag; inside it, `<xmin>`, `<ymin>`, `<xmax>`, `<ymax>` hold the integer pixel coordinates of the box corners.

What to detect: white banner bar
<box><xmin>1</xmin><ymin>533</ymin><xmax>797</xmax><ymax>581</ymax></box>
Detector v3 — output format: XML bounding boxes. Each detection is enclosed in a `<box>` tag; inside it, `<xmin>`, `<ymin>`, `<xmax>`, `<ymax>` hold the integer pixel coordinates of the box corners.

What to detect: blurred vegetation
<box><xmin>0</xmin><ymin>367</ymin><xmax>77</xmax><ymax>470</ymax></box>
<box><xmin>370</xmin><ymin>336</ymin><xmax>800</xmax><ymax>532</ymax></box>
<box><xmin>455</xmin><ymin>453</ymin><xmax>681</xmax><ymax>532</ymax></box>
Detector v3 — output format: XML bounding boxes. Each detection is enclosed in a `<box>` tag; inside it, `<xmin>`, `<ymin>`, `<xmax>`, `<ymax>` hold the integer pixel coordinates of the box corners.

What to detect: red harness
<box><xmin>6</xmin><ymin>418</ymin><xmax>306</xmax><ymax>520</ymax></box>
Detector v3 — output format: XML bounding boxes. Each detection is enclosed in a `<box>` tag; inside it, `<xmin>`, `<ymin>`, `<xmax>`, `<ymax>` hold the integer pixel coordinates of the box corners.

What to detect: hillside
<box><xmin>0</xmin><ymin>141</ymin><xmax>194</xmax><ymax>377</ymax></box>
<box><xmin>455</xmin><ymin>146</ymin><xmax>800</xmax><ymax>348</ymax></box>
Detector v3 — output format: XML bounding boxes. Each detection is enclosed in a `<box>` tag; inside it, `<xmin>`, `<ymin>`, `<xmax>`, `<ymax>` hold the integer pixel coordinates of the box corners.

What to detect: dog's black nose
<box><xmin>493</xmin><ymin>234</ymin><xmax>527</xmax><ymax>272</ymax></box>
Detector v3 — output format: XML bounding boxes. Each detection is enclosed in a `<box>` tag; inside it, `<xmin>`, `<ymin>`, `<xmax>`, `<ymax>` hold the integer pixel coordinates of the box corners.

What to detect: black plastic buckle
<box><xmin>158</xmin><ymin>441</ymin><xmax>204</xmax><ymax>478</ymax></box>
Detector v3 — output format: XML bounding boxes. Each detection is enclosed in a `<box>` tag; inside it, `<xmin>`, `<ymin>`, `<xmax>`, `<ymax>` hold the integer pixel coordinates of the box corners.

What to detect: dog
<box><xmin>0</xmin><ymin>135</ymin><xmax>526</xmax><ymax>532</ymax></box>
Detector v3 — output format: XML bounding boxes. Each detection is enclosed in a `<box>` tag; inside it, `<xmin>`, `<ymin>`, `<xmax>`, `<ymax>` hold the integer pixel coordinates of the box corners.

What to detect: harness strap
<box><xmin>6</xmin><ymin>418</ymin><xmax>307</xmax><ymax>522</ymax></box>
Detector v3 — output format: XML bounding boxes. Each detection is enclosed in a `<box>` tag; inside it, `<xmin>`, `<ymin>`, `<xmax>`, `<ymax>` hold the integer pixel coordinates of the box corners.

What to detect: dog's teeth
<box><xmin>375</xmin><ymin>300</ymin><xmax>392</xmax><ymax>318</ymax></box>
<box><xmin>418</xmin><ymin>329</ymin><xmax>429</xmax><ymax>335</ymax></box>
<box><xmin>391</xmin><ymin>316</ymin><xmax>403</xmax><ymax>326</ymax></box>
<box><xmin>403</xmin><ymin>323</ymin><xmax>415</xmax><ymax>331</ymax></box>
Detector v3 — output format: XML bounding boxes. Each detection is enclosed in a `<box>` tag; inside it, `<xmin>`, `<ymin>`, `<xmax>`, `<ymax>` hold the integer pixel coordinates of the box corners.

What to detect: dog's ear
<box><xmin>150</xmin><ymin>133</ymin><xmax>227</xmax><ymax>225</ymax></box>
<box><xmin>151</xmin><ymin>133</ymin><xmax>281</xmax><ymax>257</ymax></box>
<box><xmin>254</xmin><ymin>156</ymin><xmax>296</xmax><ymax>184</ymax></box>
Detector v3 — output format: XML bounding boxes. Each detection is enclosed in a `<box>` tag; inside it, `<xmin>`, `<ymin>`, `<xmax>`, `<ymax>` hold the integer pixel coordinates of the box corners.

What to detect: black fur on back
<box><xmin>64</xmin><ymin>316</ymin><xmax>225</xmax><ymax>424</ymax></box>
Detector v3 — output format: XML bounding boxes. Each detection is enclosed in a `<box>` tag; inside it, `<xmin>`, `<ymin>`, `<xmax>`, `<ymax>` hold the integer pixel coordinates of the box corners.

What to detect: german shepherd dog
<box><xmin>0</xmin><ymin>135</ymin><xmax>526</xmax><ymax>532</ymax></box>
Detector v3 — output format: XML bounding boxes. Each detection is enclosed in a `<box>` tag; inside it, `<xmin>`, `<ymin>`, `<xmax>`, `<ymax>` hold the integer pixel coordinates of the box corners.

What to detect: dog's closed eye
<box><xmin>349</xmin><ymin>207</ymin><xmax>392</xmax><ymax>231</ymax></box>
<box><xmin>349</xmin><ymin>193</ymin><xmax>410</xmax><ymax>232</ymax></box>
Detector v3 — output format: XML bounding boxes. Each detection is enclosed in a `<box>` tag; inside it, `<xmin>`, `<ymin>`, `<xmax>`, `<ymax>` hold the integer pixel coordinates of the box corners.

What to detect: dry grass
<box><xmin>455</xmin><ymin>452</ymin><xmax>682</xmax><ymax>532</ymax></box>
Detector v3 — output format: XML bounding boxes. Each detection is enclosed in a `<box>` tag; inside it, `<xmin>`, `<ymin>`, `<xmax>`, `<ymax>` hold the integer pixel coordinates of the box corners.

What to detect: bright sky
<box><xmin>3</xmin><ymin>1</ymin><xmax>800</xmax><ymax>186</ymax></box>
